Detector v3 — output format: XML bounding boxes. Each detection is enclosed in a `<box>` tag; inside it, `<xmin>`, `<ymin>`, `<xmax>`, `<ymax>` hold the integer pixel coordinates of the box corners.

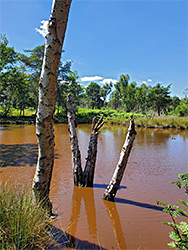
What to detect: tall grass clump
<box><xmin>0</xmin><ymin>182</ymin><xmax>54</xmax><ymax>250</ymax></box>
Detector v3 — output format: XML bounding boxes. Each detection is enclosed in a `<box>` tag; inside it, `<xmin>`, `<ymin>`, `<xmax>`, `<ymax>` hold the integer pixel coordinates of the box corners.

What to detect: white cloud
<box><xmin>142</xmin><ymin>81</ymin><xmax>147</xmax><ymax>84</ymax></box>
<box><xmin>80</xmin><ymin>76</ymin><xmax>103</xmax><ymax>82</ymax></box>
<box><xmin>35</xmin><ymin>20</ymin><xmax>48</xmax><ymax>37</ymax></box>
<box><xmin>100</xmin><ymin>78</ymin><xmax>117</xmax><ymax>85</ymax></box>
<box><xmin>147</xmin><ymin>79</ymin><xmax>152</xmax><ymax>82</ymax></box>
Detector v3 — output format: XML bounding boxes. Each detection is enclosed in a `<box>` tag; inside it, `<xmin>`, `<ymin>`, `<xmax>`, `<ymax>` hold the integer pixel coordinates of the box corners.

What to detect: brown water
<box><xmin>0</xmin><ymin>124</ymin><xmax>188</xmax><ymax>250</ymax></box>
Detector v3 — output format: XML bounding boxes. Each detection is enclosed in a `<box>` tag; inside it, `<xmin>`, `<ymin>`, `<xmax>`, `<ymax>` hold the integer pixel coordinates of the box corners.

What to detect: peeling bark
<box><xmin>103</xmin><ymin>116</ymin><xmax>137</xmax><ymax>201</ymax></box>
<box><xmin>67</xmin><ymin>95</ymin><xmax>104</xmax><ymax>187</ymax></box>
<box><xmin>67</xmin><ymin>94</ymin><xmax>83</xmax><ymax>186</ymax></box>
<box><xmin>33</xmin><ymin>0</ymin><xmax>72</xmax><ymax>209</ymax></box>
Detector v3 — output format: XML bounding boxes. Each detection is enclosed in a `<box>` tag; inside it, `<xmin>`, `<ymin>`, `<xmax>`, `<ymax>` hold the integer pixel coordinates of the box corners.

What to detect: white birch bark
<box><xmin>103</xmin><ymin>117</ymin><xmax>137</xmax><ymax>201</ymax></box>
<box><xmin>33</xmin><ymin>0</ymin><xmax>72</xmax><ymax>207</ymax></box>
<box><xmin>67</xmin><ymin>94</ymin><xmax>83</xmax><ymax>186</ymax></box>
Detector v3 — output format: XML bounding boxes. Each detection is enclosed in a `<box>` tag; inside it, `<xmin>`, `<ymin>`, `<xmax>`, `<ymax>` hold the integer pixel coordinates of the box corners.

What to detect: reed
<box><xmin>0</xmin><ymin>182</ymin><xmax>54</xmax><ymax>250</ymax></box>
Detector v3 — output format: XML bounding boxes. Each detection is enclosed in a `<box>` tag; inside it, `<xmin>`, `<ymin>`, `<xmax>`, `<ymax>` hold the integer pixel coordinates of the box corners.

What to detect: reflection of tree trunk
<box><xmin>82</xmin><ymin>187</ymin><xmax>97</xmax><ymax>237</ymax></box>
<box><xmin>33</xmin><ymin>0</ymin><xmax>72</xmax><ymax>210</ymax></box>
<box><xmin>67</xmin><ymin>95</ymin><xmax>104</xmax><ymax>187</ymax></box>
<box><xmin>67</xmin><ymin>186</ymin><xmax>82</xmax><ymax>248</ymax></box>
<box><xmin>104</xmin><ymin>200</ymin><xmax>127</xmax><ymax>250</ymax></box>
<box><xmin>67</xmin><ymin>186</ymin><xmax>97</xmax><ymax>247</ymax></box>
<box><xmin>103</xmin><ymin>117</ymin><xmax>136</xmax><ymax>201</ymax></box>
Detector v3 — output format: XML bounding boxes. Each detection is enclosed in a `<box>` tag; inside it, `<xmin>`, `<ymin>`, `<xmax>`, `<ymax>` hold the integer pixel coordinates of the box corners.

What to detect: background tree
<box><xmin>0</xmin><ymin>35</ymin><xmax>18</xmax><ymax>116</ymax></box>
<box><xmin>85</xmin><ymin>82</ymin><xmax>102</xmax><ymax>109</ymax></box>
<box><xmin>147</xmin><ymin>83</ymin><xmax>171</xmax><ymax>116</ymax></box>
<box><xmin>135</xmin><ymin>83</ymin><xmax>148</xmax><ymax>114</ymax></box>
<box><xmin>109</xmin><ymin>90</ymin><xmax>122</xmax><ymax>110</ymax></box>
<box><xmin>124</xmin><ymin>81</ymin><xmax>137</xmax><ymax>112</ymax></box>
<box><xmin>57</xmin><ymin>62</ymin><xmax>83</xmax><ymax>117</ymax></box>
<box><xmin>114</xmin><ymin>74</ymin><xmax>130</xmax><ymax>110</ymax></box>
<box><xmin>12</xmin><ymin>69</ymin><xmax>30</xmax><ymax>116</ymax></box>
<box><xmin>100</xmin><ymin>82</ymin><xmax>112</xmax><ymax>107</ymax></box>
<box><xmin>19</xmin><ymin>45</ymin><xmax>44</xmax><ymax>113</ymax></box>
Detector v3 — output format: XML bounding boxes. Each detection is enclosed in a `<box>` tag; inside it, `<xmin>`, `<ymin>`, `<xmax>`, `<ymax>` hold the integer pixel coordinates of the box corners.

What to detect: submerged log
<box><xmin>67</xmin><ymin>94</ymin><xmax>83</xmax><ymax>186</ymax></box>
<box><xmin>103</xmin><ymin>116</ymin><xmax>137</xmax><ymax>201</ymax></box>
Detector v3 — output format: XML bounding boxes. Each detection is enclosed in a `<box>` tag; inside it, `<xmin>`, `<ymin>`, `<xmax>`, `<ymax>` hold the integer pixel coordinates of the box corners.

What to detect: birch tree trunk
<box><xmin>103</xmin><ymin>116</ymin><xmax>137</xmax><ymax>201</ymax></box>
<box><xmin>67</xmin><ymin>95</ymin><xmax>104</xmax><ymax>187</ymax></box>
<box><xmin>33</xmin><ymin>0</ymin><xmax>72</xmax><ymax>208</ymax></box>
<box><xmin>67</xmin><ymin>94</ymin><xmax>83</xmax><ymax>186</ymax></box>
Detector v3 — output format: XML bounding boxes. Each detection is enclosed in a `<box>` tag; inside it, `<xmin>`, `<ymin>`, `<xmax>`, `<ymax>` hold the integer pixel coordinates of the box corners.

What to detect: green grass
<box><xmin>76</xmin><ymin>108</ymin><xmax>145</xmax><ymax>124</ymax></box>
<box><xmin>0</xmin><ymin>183</ymin><xmax>54</xmax><ymax>250</ymax></box>
<box><xmin>0</xmin><ymin>107</ymin><xmax>188</xmax><ymax>129</ymax></box>
<box><xmin>134</xmin><ymin>116</ymin><xmax>188</xmax><ymax>129</ymax></box>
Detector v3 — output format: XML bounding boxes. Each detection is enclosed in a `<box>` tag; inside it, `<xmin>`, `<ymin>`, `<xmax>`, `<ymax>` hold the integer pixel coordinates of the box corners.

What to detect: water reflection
<box><xmin>103</xmin><ymin>200</ymin><xmax>127</xmax><ymax>250</ymax></box>
<box><xmin>67</xmin><ymin>185</ymin><xmax>127</xmax><ymax>250</ymax></box>
<box><xmin>67</xmin><ymin>186</ymin><xmax>97</xmax><ymax>248</ymax></box>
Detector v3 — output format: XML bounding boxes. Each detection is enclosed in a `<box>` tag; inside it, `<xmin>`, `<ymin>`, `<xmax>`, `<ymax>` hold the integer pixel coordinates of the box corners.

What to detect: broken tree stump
<box><xmin>67</xmin><ymin>93</ymin><xmax>83</xmax><ymax>186</ymax></box>
<box><xmin>67</xmin><ymin>94</ymin><xmax>104</xmax><ymax>187</ymax></box>
<box><xmin>83</xmin><ymin>117</ymin><xmax>105</xmax><ymax>187</ymax></box>
<box><xmin>103</xmin><ymin>116</ymin><xmax>137</xmax><ymax>201</ymax></box>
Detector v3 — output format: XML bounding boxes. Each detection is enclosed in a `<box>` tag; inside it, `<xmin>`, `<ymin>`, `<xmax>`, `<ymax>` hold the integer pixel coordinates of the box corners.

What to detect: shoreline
<box><xmin>0</xmin><ymin>116</ymin><xmax>187</xmax><ymax>130</ymax></box>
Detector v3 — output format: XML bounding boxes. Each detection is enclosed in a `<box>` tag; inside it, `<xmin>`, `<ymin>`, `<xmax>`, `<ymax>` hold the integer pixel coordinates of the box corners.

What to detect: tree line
<box><xmin>1</xmin><ymin>34</ymin><xmax>188</xmax><ymax>118</ymax></box>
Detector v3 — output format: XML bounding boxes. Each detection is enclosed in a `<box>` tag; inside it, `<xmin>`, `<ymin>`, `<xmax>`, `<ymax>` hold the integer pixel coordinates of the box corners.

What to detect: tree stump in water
<box><xmin>103</xmin><ymin>116</ymin><xmax>137</xmax><ymax>201</ymax></box>
<box><xmin>67</xmin><ymin>94</ymin><xmax>104</xmax><ymax>187</ymax></box>
<box><xmin>67</xmin><ymin>93</ymin><xmax>83</xmax><ymax>186</ymax></box>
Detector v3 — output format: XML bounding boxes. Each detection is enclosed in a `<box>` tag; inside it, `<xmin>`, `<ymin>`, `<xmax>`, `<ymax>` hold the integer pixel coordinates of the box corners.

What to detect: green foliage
<box><xmin>100</xmin><ymin>82</ymin><xmax>112</xmax><ymax>106</ymax></box>
<box><xmin>147</xmin><ymin>83</ymin><xmax>172</xmax><ymax>116</ymax></box>
<box><xmin>175</xmin><ymin>102</ymin><xmax>188</xmax><ymax>117</ymax></box>
<box><xmin>157</xmin><ymin>173</ymin><xmax>188</xmax><ymax>249</ymax></box>
<box><xmin>76</xmin><ymin>108</ymin><xmax>145</xmax><ymax>124</ymax></box>
<box><xmin>172</xmin><ymin>173</ymin><xmax>188</xmax><ymax>194</ymax></box>
<box><xmin>0</xmin><ymin>182</ymin><xmax>54</xmax><ymax>249</ymax></box>
<box><xmin>85</xmin><ymin>82</ymin><xmax>102</xmax><ymax>109</ymax></box>
<box><xmin>1</xmin><ymin>35</ymin><xmax>188</xmax><ymax>120</ymax></box>
<box><xmin>0</xmin><ymin>35</ymin><xmax>17</xmax><ymax>72</ymax></box>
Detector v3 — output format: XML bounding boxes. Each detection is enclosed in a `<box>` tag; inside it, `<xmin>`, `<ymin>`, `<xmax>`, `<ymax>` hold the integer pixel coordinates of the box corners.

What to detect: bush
<box><xmin>175</xmin><ymin>103</ymin><xmax>188</xmax><ymax>117</ymax></box>
<box><xmin>157</xmin><ymin>174</ymin><xmax>188</xmax><ymax>249</ymax></box>
<box><xmin>0</xmin><ymin>183</ymin><xmax>54</xmax><ymax>249</ymax></box>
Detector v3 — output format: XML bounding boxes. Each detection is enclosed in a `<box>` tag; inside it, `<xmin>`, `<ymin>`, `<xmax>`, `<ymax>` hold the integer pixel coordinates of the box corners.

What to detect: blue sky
<box><xmin>0</xmin><ymin>0</ymin><xmax>187</xmax><ymax>98</ymax></box>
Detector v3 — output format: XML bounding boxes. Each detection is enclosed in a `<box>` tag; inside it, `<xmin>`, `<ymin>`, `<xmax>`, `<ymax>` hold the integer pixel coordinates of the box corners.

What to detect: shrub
<box><xmin>157</xmin><ymin>174</ymin><xmax>188</xmax><ymax>249</ymax></box>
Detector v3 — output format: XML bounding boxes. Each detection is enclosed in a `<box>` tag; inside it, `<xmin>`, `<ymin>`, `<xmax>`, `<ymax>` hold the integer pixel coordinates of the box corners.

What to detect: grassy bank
<box><xmin>105</xmin><ymin>115</ymin><xmax>188</xmax><ymax>129</ymax></box>
<box><xmin>76</xmin><ymin>108</ymin><xmax>188</xmax><ymax>129</ymax></box>
<box><xmin>0</xmin><ymin>107</ymin><xmax>188</xmax><ymax>129</ymax></box>
<box><xmin>0</xmin><ymin>183</ymin><xmax>54</xmax><ymax>249</ymax></box>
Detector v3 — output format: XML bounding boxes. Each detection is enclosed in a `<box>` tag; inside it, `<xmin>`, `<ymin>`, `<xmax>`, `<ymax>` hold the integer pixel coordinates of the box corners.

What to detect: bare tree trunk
<box><xmin>103</xmin><ymin>116</ymin><xmax>136</xmax><ymax>201</ymax></box>
<box><xmin>67</xmin><ymin>93</ymin><xmax>83</xmax><ymax>186</ymax></box>
<box><xmin>33</xmin><ymin>0</ymin><xmax>72</xmax><ymax>209</ymax></box>
<box><xmin>67</xmin><ymin>95</ymin><xmax>104</xmax><ymax>187</ymax></box>
<box><xmin>83</xmin><ymin>117</ymin><xmax>104</xmax><ymax>187</ymax></box>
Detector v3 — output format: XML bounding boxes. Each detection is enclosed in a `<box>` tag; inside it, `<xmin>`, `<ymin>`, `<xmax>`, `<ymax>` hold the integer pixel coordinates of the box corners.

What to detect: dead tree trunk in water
<box><xmin>67</xmin><ymin>94</ymin><xmax>83</xmax><ymax>186</ymax></box>
<box><xmin>83</xmin><ymin>117</ymin><xmax>105</xmax><ymax>187</ymax></box>
<box><xmin>103</xmin><ymin>116</ymin><xmax>137</xmax><ymax>201</ymax></box>
<box><xmin>67</xmin><ymin>94</ymin><xmax>104</xmax><ymax>187</ymax></box>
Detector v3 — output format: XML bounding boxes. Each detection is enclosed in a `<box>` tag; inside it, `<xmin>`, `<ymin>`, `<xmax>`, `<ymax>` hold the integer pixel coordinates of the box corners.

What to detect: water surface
<box><xmin>0</xmin><ymin>124</ymin><xmax>187</xmax><ymax>249</ymax></box>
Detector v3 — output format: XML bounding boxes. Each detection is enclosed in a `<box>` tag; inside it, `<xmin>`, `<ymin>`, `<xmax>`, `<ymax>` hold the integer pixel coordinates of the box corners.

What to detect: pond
<box><xmin>0</xmin><ymin>124</ymin><xmax>187</xmax><ymax>249</ymax></box>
